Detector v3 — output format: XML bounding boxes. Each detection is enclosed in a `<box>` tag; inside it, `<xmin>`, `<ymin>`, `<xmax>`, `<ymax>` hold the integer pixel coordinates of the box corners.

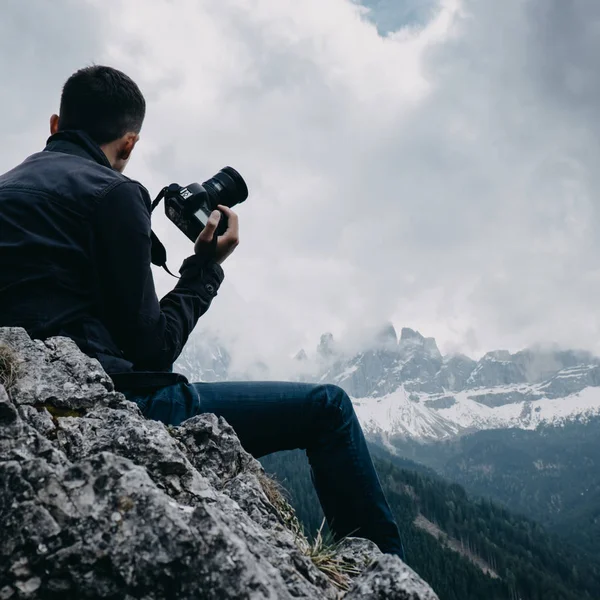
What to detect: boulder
<box><xmin>0</xmin><ymin>327</ymin><xmax>438</xmax><ymax>600</ymax></box>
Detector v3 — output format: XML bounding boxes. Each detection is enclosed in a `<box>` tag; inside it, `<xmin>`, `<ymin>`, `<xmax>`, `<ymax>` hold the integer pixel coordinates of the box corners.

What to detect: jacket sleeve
<box><xmin>92</xmin><ymin>180</ymin><xmax>224</xmax><ymax>371</ymax></box>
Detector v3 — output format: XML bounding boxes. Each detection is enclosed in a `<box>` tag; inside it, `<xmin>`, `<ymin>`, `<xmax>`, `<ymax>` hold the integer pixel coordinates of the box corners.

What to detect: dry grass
<box><xmin>258</xmin><ymin>472</ymin><xmax>362</xmax><ymax>591</ymax></box>
<box><xmin>0</xmin><ymin>344</ymin><xmax>20</xmax><ymax>390</ymax></box>
<box><xmin>303</xmin><ymin>520</ymin><xmax>363</xmax><ymax>591</ymax></box>
<box><xmin>258</xmin><ymin>471</ymin><xmax>306</xmax><ymax>540</ymax></box>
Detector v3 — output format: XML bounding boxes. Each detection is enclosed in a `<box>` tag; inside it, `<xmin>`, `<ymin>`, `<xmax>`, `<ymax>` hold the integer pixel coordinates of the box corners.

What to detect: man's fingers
<box><xmin>197</xmin><ymin>210</ymin><xmax>221</xmax><ymax>241</ymax></box>
<box><xmin>217</xmin><ymin>205</ymin><xmax>239</xmax><ymax>239</ymax></box>
<box><xmin>194</xmin><ymin>206</ymin><xmax>240</xmax><ymax>263</ymax></box>
<box><xmin>194</xmin><ymin>210</ymin><xmax>221</xmax><ymax>254</ymax></box>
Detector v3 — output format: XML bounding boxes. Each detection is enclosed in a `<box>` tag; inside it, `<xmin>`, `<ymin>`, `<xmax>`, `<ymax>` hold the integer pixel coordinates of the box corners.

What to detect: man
<box><xmin>0</xmin><ymin>65</ymin><xmax>403</xmax><ymax>557</ymax></box>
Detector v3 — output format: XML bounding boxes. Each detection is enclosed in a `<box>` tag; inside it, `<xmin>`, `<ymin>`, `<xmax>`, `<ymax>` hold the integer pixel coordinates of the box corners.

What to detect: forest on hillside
<box><xmin>261</xmin><ymin>447</ymin><xmax>600</xmax><ymax>600</ymax></box>
<box><xmin>388</xmin><ymin>417</ymin><xmax>600</xmax><ymax>556</ymax></box>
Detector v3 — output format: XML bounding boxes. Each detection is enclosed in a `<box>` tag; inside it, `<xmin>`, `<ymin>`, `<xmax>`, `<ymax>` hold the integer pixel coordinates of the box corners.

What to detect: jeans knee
<box><xmin>315</xmin><ymin>384</ymin><xmax>354</xmax><ymax>423</ymax></box>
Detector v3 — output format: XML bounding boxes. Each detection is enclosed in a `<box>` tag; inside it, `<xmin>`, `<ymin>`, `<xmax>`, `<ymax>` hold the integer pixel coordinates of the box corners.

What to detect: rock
<box><xmin>317</xmin><ymin>332</ymin><xmax>336</xmax><ymax>359</ymax></box>
<box><xmin>437</xmin><ymin>354</ymin><xmax>477</xmax><ymax>392</ymax></box>
<box><xmin>399</xmin><ymin>328</ymin><xmax>424</xmax><ymax>344</ymax></box>
<box><xmin>399</xmin><ymin>329</ymin><xmax>442</xmax><ymax>362</ymax></box>
<box><xmin>467</xmin><ymin>352</ymin><xmax>528</xmax><ymax>388</ymax></box>
<box><xmin>175</xmin><ymin>333</ymin><xmax>231</xmax><ymax>383</ymax></box>
<box><xmin>336</xmin><ymin>537</ymin><xmax>381</xmax><ymax>570</ymax></box>
<box><xmin>0</xmin><ymin>386</ymin><xmax>17</xmax><ymax>425</ymax></box>
<box><xmin>345</xmin><ymin>555</ymin><xmax>439</xmax><ymax>599</ymax></box>
<box><xmin>0</xmin><ymin>328</ymin><xmax>118</xmax><ymax>410</ymax></box>
<box><xmin>375</xmin><ymin>323</ymin><xmax>398</xmax><ymax>347</ymax></box>
<box><xmin>0</xmin><ymin>327</ymin><xmax>438</xmax><ymax>599</ymax></box>
<box><xmin>294</xmin><ymin>349</ymin><xmax>308</xmax><ymax>361</ymax></box>
<box><xmin>175</xmin><ymin>413</ymin><xmax>259</xmax><ymax>490</ymax></box>
<box><xmin>331</xmin><ymin>350</ymin><xmax>405</xmax><ymax>398</ymax></box>
<box><xmin>468</xmin><ymin>390</ymin><xmax>542</xmax><ymax>408</ymax></box>
<box><xmin>539</xmin><ymin>365</ymin><xmax>600</xmax><ymax>399</ymax></box>
<box><xmin>424</xmin><ymin>396</ymin><xmax>457</xmax><ymax>410</ymax></box>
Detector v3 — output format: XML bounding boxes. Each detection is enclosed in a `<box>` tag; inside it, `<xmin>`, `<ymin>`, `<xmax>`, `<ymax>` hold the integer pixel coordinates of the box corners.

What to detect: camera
<box><xmin>163</xmin><ymin>166</ymin><xmax>248</xmax><ymax>242</ymax></box>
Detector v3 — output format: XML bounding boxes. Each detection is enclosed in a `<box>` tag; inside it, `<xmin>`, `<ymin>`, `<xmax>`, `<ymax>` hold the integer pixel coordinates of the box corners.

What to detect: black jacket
<box><xmin>0</xmin><ymin>130</ymin><xmax>224</xmax><ymax>392</ymax></box>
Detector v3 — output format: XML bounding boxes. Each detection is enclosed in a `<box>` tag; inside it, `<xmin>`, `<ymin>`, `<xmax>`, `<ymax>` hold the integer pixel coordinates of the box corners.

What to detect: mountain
<box><xmin>317</xmin><ymin>325</ymin><xmax>600</xmax><ymax>442</ymax></box>
<box><xmin>176</xmin><ymin>324</ymin><xmax>600</xmax><ymax>441</ymax></box>
<box><xmin>260</xmin><ymin>446</ymin><xmax>600</xmax><ymax>600</ymax></box>
<box><xmin>175</xmin><ymin>331</ymin><xmax>231</xmax><ymax>382</ymax></box>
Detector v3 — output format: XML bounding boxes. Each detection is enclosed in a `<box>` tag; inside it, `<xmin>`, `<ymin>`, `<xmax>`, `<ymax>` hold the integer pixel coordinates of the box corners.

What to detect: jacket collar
<box><xmin>44</xmin><ymin>130</ymin><xmax>113</xmax><ymax>170</ymax></box>
<box><xmin>46</xmin><ymin>129</ymin><xmax>169</xmax><ymax>271</ymax></box>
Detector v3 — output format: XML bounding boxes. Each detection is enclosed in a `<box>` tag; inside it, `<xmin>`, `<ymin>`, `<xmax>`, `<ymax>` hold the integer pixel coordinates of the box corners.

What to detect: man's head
<box><xmin>50</xmin><ymin>65</ymin><xmax>146</xmax><ymax>172</ymax></box>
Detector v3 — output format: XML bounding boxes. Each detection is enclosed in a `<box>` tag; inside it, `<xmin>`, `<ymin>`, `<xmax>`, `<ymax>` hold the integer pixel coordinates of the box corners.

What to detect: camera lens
<box><xmin>202</xmin><ymin>166</ymin><xmax>248</xmax><ymax>210</ymax></box>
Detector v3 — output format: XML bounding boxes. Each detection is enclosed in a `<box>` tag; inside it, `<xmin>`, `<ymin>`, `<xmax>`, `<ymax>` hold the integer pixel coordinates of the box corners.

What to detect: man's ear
<box><xmin>118</xmin><ymin>132</ymin><xmax>140</xmax><ymax>161</ymax></box>
<box><xmin>50</xmin><ymin>114</ymin><xmax>59</xmax><ymax>135</ymax></box>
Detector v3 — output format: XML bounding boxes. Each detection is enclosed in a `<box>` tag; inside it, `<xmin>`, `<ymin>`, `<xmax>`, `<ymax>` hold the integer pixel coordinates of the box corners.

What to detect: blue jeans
<box><xmin>123</xmin><ymin>381</ymin><xmax>404</xmax><ymax>557</ymax></box>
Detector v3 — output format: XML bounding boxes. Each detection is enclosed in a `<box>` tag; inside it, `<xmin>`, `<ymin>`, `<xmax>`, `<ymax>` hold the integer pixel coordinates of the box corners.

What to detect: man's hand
<box><xmin>194</xmin><ymin>205</ymin><xmax>239</xmax><ymax>265</ymax></box>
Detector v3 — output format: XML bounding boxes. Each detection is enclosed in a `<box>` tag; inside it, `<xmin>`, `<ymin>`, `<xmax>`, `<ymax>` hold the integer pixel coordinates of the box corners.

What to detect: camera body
<box><xmin>164</xmin><ymin>166</ymin><xmax>248</xmax><ymax>242</ymax></box>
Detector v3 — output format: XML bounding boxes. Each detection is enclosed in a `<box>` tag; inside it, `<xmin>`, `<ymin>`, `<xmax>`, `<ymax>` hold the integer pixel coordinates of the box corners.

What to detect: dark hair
<box><xmin>58</xmin><ymin>65</ymin><xmax>146</xmax><ymax>145</ymax></box>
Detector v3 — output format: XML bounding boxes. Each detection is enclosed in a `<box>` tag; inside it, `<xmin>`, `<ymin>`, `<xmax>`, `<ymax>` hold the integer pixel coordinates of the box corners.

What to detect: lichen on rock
<box><xmin>0</xmin><ymin>327</ymin><xmax>439</xmax><ymax>599</ymax></box>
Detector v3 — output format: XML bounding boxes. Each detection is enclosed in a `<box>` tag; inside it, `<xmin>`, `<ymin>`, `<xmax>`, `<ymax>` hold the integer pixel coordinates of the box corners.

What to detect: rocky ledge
<box><xmin>0</xmin><ymin>327</ymin><xmax>438</xmax><ymax>600</ymax></box>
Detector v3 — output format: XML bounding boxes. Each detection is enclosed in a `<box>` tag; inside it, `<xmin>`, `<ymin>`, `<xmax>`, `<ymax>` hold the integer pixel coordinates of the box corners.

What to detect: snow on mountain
<box><xmin>176</xmin><ymin>323</ymin><xmax>600</xmax><ymax>442</ymax></box>
<box><xmin>353</xmin><ymin>384</ymin><xmax>600</xmax><ymax>442</ymax></box>
<box><xmin>353</xmin><ymin>388</ymin><xmax>465</xmax><ymax>440</ymax></box>
<box><xmin>175</xmin><ymin>333</ymin><xmax>231</xmax><ymax>382</ymax></box>
<box><xmin>322</xmin><ymin>325</ymin><xmax>600</xmax><ymax>441</ymax></box>
<box><xmin>444</xmin><ymin>385</ymin><xmax>600</xmax><ymax>431</ymax></box>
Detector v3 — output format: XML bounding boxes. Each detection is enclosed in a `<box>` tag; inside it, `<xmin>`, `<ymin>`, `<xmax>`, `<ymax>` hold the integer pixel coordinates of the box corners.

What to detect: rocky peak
<box><xmin>294</xmin><ymin>348</ymin><xmax>308</xmax><ymax>361</ymax></box>
<box><xmin>423</xmin><ymin>338</ymin><xmax>442</xmax><ymax>360</ymax></box>
<box><xmin>0</xmin><ymin>327</ymin><xmax>438</xmax><ymax>599</ymax></box>
<box><xmin>483</xmin><ymin>350</ymin><xmax>512</xmax><ymax>362</ymax></box>
<box><xmin>399</xmin><ymin>328</ymin><xmax>441</xmax><ymax>360</ymax></box>
<box><xmin>323</xmin><ymin>326</ymin><xmax>446</xmax><ymax>398</ymax></box>
<box><xmin>468</xmin><ymin>351</ymin><xmax>528</xmax><ymax>387</ymax></box>
<box><xmin>375</xmin><ymin>323</ymin><xmax>398</xmax><ymax>347</ymax></box>
<box><xmin>438</xmin><ymin>354</ymin><xmax>478</xmax><ymax>392</ymax></box>
<box><xmin>175</xmin><ymin>333</ymin><xmax>231</xmax><ymax>383</ymax></box>
<box><xmin>400</xmin><ymin>327</ymin><xmax>423</xmax><ymax>343</ymax></box>
<box><xmin>317</xmin><ymin>332</ymin><xmax>336</xmax><ymax>359</ymax></box>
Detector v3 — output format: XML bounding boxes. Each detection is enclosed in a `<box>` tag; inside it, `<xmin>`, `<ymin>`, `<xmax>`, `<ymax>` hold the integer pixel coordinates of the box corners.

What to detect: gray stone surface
<box><xmin>345</xmin><ymin>555</ymin><xmax>439</xmax><ymax>599</ymax></box>
<box><xmin>468</xmin><ymin>390</ymin><xmax>540</xmax><ymax>408</ymax></box>
<box><xmin>424</xmin><ymin>396</ymin><xmax>457</xmax><ymax>410</ymax></box>
<box><xmin>0</xmin><ymin>327</ymin><xmax>118</xmax><ymax>409</ymax></box>
<box><xmin>0</xmin><ymin>327</ymin><xmax>438</xmax><ymax>600</ymax></box>
<box><xmin>336</xmin><ymin>537</ymin><xmax>381</xmax><ymax>571</ymax></box>
<box><xmin>437</xmin><ymin>355</ymin><xmax>477</xmax><ymax>392</ymax></box>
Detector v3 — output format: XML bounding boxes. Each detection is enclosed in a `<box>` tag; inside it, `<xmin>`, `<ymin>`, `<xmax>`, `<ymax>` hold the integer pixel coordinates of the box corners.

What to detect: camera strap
<box><xmin>149</xmin><ymin>186</ymin><xmax>179</xmax><ymax>279</ymax></box>
<box><xmin>149</xmin><ymin>185</ymin><xmax>169</xmax><ymax>213</ymax></box>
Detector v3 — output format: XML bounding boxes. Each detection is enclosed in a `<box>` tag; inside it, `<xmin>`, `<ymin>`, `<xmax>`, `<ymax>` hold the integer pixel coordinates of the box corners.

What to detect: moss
<box><xmin>34</xmin><ymin>404</ymin><xmax>87</xmax><ymax>428</ymax></box>
<box><xmin>117</xmin><ymin>495</ymin><xmax>135</xmax><ymax>513</ymax></box>
<box><xmin>36</xmin><ymin>405</ymin><xmax>87</xmax><ymax>419</ymax></box>
<box><xmin>0</xmin><ymin>344</ymin><xmax>21</xmax><ymax>390</ymax></box>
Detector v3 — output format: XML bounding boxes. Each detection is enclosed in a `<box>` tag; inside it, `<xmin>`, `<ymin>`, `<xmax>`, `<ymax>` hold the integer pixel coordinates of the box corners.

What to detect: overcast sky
<box><xmin>2</xmin><ymin>0</ymin><xmax>600</xmax><ymax>371</ymax></box>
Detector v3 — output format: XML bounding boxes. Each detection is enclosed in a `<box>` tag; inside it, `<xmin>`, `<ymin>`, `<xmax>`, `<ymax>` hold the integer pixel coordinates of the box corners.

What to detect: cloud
<box><xmin>1</xmin><ymin>0</ymin><xmax>600</xmax><ymax>373</ymax></box>
<box><xmin>0</xmin><ymin>0</ymin><xmax>109</xmax><ymax>167</ymax></box>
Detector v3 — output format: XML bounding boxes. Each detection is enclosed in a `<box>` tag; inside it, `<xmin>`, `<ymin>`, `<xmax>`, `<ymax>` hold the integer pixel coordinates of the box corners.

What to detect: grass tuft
<box><xmin>303</xmin><ymin>519</ymin><xmax>363</xmax><ymax>591</ymax></box>
<box><xmin>258</xmin><ymin>472</ymin><xmax>362</xmax><ymax>591</ymax></box>
<box><xmin>0</xmin><ymin>344</ymin><xmax>20</xmax><ymax>391</ymax></box>
<box><xmin>258</xmin><ymin>471</ymin><xmax>306</xmax><ymax>539</ymax></box>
